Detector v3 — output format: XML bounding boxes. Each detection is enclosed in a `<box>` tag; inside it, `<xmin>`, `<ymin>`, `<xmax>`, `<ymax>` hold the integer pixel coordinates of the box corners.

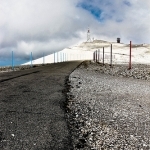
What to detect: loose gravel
<box><xmin>66</xmin><ymin>61</ymin><xmax>150</xmax><ymax>150</ymax></box>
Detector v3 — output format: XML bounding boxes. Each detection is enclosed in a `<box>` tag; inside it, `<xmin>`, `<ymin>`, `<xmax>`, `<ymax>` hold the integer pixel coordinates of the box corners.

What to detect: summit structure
<box><xmin>87</xmin><ymin>28</ymin><xmax>91</xmax><ymax>42</ymax></box>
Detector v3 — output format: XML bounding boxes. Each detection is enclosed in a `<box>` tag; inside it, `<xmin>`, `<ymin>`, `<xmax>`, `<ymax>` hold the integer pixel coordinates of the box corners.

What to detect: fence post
<box><xmin>95</xmin><ymin>50</ymin><xmax>97</xmax><ymax>62</ymax></box>
<box><xmin>54</xmin><ymin>52</ymin><xmax>55</xmax><ymax>63</ymax></box>
<box><xmin>43</xmin><ymin>52</ymin><xmax>44</xmax><ymax>64</ymax></box>
<box><xmin>110</xmin><ymin>44</ymin><xmax>112</xmax><ymax>67</ymax></box>
<box><xmin>63</xmin><ymin>53</ymin><xmax>65</xmax><ymax>62</ymax></box>
<box><xmin>65</xmin><ymin>53</ymin><xmax>66</xmax><ymax>61</ymax></box>
<box><xmin>93</xmin><ymin>52</ymin><xmax>94</xmax><ymax>61</ymax></box>
<box><xmin>129</xmin><ymin>41</ymin><xmax>132</xmax><ymax>69</ymax></box>
<box><xmin>103</xmin><ymin>47</ymin><xmax>104</xmax><ymax>65</ymax></box>
<box><xmin>57</xmin><ymin>52</ymin><xmax>59</xmax><ymax>63</ymax></box>
<box><xmin>59</xmin><ymin>52</ymin><xmax>61</xmax><ymax>62</ymax></box>
<box><xmin>62</xmin><ymin>52</ymin><xmax>63</xmax><ymax>62</ymax></box>
<box><xmin>30</xmin><ymin>52</ymin><xmax>32</xmax><ymax>67</ymax></box>
<box><xmin>93</xmin><ymin>51</ymin><xmax>95</xmax><ymax>62</ymax></box>
<box><xmin>98</xmin><ymin>49</ymin><xmax>100</xmax><ymax>62</ymax></box>
<box><xmin>12</xmin><ymin>51</ymin><xmax>14</xmax><ymax>71</ymax></box>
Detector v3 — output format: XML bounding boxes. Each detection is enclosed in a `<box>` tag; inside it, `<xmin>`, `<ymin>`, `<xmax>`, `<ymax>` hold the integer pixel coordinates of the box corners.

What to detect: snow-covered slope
<box><xmin>22</xmin><ymin>40</ymin><xmax>150</xmax><ymax>65</ymax></box>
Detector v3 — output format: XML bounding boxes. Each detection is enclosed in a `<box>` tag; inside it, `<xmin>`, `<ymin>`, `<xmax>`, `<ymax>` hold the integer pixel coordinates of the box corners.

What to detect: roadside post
<box><xmin>57</xmin><ymin>52</ymin><xmax>59</xmax><ymax>63</ymax></box>
<box><xmin>96</xmin><ymin>50</ymin><xmax>97</xmax><ymax>62</ymax></box>
<box><xmin>54</xmin><ymin>52</ymin><xmax>55</xmax><ymax>63</ymax></box>
<box><xmin>103</xmin><ymin>47</ymin><xmax>104</xmax><ymax>65</ymax></box>
<box><xmin>60</xmin><ymin>52</ymin><xmax>61</xmax><ymax>62</ymax></box>
<box><xmin>129</xmin><ymin>41</ymin><xmax>132</xmax><ymax>69</ymax></box>
<box><xmin>63</xmin><ymin>53</ymin><xmax>65</xmax><ymax>62</ymax></box>
<box><xmin>66</xmin><ymin>53</ymin><xmax>68</xmax><ymax>61</ymax></box>
<box><xmin>93</xmin><ymin>51</ymin><xmax>95</xmax><ymax>62</ymax></box>
<box><xmin>64</xmin><ymin>53</ymin><xmax>65</xmax><ymax>62</ymax></box>
<box><xmin>43</xmin><ymin>52</ymin><xmax>44</xmax><ymax>64</ymax></box>
<box><xmin>12</xmin><ymin>51</ymin><xmax>14</xmax><ymax>71</ymax></box>
<box><xmin>110</xmin><ymin>44</ymin><xmax>112</xmax><ymax>67</ymax></box>
<box><xmin>98</xmin><ymin>49</ymin><xmax>100</xmax><ymax>62</ymax></box>
<box><xmin>30</xmin><ymin>52</ymin><xmax>33</xmax><ymax>67</ymax></box>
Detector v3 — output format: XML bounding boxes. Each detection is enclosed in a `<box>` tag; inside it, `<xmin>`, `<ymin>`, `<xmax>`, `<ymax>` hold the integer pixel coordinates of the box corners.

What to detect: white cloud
<box><xmin>0</xmin><ymin>0</ymin><xmax>150</xmax><ymax>63</ymax></box>
<box><xmin>87</xmin><ymin>0</ymin><xmax>150</xmax><ymax>43</ymax></box>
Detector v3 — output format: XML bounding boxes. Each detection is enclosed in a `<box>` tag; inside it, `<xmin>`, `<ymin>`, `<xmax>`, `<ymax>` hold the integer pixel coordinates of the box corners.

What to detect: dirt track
<box><xmin>0</xmin><ymin>61</ymin><xmax>82</xmax><ymax>150</ymax></box>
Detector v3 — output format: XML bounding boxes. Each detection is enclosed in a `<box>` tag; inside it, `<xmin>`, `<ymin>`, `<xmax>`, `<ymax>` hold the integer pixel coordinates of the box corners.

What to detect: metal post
<box><xmin>96</xmin><ymin>50</ymin><xmax>97</xmax><ymax>62</ymax></box>
<box><xmin>93</xmin><ymin>52</ymin><xmax>95</xmax><ymax>61</ymax></box>
<box><xmin>43</xmin><ymin>52</ymin><xmax>44</xmax><ymax>64</ymax></box>
<box><xmin>57</xmin><ymin>52</ymin><xmax>59</xmax><ymax>63</ymax></box>
<box><xmin>30</xmin><ymin>52</ymin><xmax>32</xmax><ymax>67</ymax></box>
<box><xmin>103</xmin><ymin>47</ymin><xmax>104</xmax><ymax>65</ymax></box>
<box><xmin>66</xmin><ymin>53</ymin><xmax>67</xmax><ymax>61</ymax></box>
<box><xmin>97</xmin><ymin>49</ymin><xmax>99</xmax><ymax>62</ymax></box>
<box><xmin>54</xmin><ymin>52</ymin><xmax>55</xmax><ymax>63</ymax></box>
<box><xmin>65</xmin><ymin>53</ymin><xmax>66</xmax><ymax>61</ymax></box>
<box><xmin>59</xmin><ymin>52</ymin><xmax>61</xmax><ymax>62</ymax></box>
<box><xmin>61</xmin><ymin>52</ymin><xmax>62</xmax><ymax>62</ymax></box>
<box><xmin>12</xmin><ymin>51</ymin><xmax>14</xmax><ymax>71</ymax></box>
<box><xmin>110</xmin><ymin>44</ymin><xmax>112</xmax><ymax>67</ymax></box>
<box><xmin>98</xmin><ymin>49</ymin><xmax>100</xmax><ymax>62</ymax></box>
<box><xmin>99</xmin><ymin>49</ymin><xmax>100</xmax><ymax>62</ymax></box>
<box><xmin>129</xmin><ymin>41</ymin><xmax>132</xmax><ymax>69</ymax></box>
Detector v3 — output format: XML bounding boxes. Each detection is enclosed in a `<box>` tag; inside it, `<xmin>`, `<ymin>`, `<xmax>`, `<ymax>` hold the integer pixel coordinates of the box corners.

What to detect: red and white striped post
<box><xmin>129</xmin><ymin>41</ymin><xmax>132</xmax><ymax>69</ymax></box>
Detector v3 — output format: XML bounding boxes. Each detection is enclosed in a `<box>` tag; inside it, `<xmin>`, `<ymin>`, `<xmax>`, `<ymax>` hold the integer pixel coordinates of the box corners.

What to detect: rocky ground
<box><xmin>66</xmin><ymin>61</ymin><xmax>150</xmax><ymax>150</ymax></box>
<box><xmin>0</xmin><ymin>64</ymin><xmax>48</xmax><ymax>73</ymax></box>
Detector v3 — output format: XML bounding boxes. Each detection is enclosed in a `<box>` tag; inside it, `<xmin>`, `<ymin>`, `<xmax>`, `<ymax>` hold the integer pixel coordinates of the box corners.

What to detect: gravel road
<box><xmin>67</xmin><ymin>62</ymin><xmax>150</xmax><ymax>149</ymax></box>
<box><xmin>0</xmin><ymin>61</ymin><xmax>82</xmax><ymax>150</ymax></box>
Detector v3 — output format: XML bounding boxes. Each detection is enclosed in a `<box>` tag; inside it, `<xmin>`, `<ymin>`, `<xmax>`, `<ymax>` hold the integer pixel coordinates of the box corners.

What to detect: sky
<box><xmin>0</xmin><ymin>0</ymin><xmax>150</xmax><ymax>66</ymax></box>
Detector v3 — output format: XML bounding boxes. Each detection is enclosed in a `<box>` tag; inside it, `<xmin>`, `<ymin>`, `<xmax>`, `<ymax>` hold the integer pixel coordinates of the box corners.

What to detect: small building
<box><xmin>117</xmin><ymin>38</ymin><xmax>120</xmax><ymax>43</ymax></box>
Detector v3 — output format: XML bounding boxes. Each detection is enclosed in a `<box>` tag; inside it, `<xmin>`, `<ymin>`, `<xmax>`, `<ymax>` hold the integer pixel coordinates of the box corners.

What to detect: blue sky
<box><xmin>77</xmin><ymin>2</ymin><xmax>103</xmax><ymax>21</ymax></box>
<box><xmin>0</xmin><ymin>0</ymin><xmax>150</xmax><ymax>66</ymax></box>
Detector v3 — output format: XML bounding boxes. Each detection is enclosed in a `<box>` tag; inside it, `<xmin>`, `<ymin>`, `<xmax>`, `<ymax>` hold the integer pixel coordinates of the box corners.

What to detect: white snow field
<box><xmin>22</xmin><ymin>40</ymin><xmax>150</xmax><ymax>65</ymax></box>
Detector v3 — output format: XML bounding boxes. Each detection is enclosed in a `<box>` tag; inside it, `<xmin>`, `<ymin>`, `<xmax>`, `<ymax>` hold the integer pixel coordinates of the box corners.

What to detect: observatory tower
<box><xmin>87</xmin><ymin>28</ymin><xmax>91</xmax><ymax>42</ymax></box>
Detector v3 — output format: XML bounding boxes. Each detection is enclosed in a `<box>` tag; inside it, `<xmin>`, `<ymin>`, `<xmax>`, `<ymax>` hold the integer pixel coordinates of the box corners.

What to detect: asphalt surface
<box><xmin>0</xmin><ymin>61</ymin><xmax>82</xmax><ymax>150</ymax></box>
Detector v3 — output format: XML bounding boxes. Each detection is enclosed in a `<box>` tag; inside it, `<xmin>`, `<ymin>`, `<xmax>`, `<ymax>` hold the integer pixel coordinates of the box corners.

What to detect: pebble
<box><xmin>66</xmin><ymin>61</ymin><xmax>150</xmax><ymax>149</ymax></box>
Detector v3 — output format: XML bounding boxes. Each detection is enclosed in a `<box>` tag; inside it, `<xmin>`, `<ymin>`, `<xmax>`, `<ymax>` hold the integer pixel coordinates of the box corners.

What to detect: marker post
<box><xmin>129</xmin><ymin>41</ymin><xmax>132</xmax><ymax>69</ymax></box>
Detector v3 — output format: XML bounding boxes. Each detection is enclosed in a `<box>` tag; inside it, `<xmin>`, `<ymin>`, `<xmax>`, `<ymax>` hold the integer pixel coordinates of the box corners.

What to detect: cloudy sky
<box><xmin>0</xmin><ymin>0</ymin><xmax>150</xmax><ymax>66</ymax></box>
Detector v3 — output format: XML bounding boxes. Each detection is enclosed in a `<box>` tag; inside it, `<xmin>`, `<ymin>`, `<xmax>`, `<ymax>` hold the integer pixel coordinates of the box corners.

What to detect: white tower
<box><xmin>87</xmin><ymin>28</ymin><xmax>91</xmax><ymax>42</ymax></box>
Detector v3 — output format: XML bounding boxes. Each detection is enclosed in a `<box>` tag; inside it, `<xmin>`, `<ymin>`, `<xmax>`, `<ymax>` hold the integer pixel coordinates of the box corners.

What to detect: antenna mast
<box><xmin>87</xmin><ymin>28</ymin><xmax>91</xmax><ymax>42</ymax></box>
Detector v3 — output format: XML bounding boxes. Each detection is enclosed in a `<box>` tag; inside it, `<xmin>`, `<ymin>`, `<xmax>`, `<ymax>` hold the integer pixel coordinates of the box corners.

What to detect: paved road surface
<box><xmin>0</xmin><ymin>61</ymin><xmax>82</xmax><ymax>150</ymax></box>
